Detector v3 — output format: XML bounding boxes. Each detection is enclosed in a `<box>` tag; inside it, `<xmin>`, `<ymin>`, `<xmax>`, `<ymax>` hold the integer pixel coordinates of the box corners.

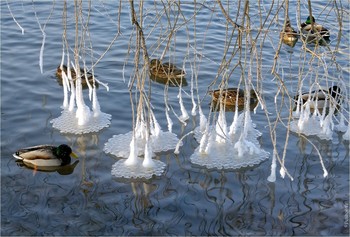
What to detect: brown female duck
<box><xmin>149</xmin><ymin>59</ymin><xmax>186</xmax><ymax>86</ymax></box>
<box><xmin>56</xmin><ymin>65</ymin><xmax>98</xmax><ymax>88</ymax></box>
<box><xmin>209</xmin><ymin>88</ymin><xmax>258</xmax><ymax>111</ymax></box>
<box><xmin>281</xmin><ymin>19</ymin><xmax>298</xmax><ymax>47</ymax></box>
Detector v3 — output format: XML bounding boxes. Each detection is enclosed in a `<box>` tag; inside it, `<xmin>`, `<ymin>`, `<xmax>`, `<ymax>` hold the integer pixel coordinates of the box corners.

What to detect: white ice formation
<box><xmin>190</xmin><ymin>105</ymin><xmax>269</xmax><ymax>170</ymax></box>
<box><xmin>51</xmin><ymin>63</ymin><xmax>111</xmax><ymax>134</ymax></box>
<box><xmin>289</xmin><ymin>86</ymin><xmax>342</xmax><ymax>140</ymax></box>
<box><xmin>105</xmin><ymin>106</ymin><xmax>181</xmax><ymax>179</ymax></box>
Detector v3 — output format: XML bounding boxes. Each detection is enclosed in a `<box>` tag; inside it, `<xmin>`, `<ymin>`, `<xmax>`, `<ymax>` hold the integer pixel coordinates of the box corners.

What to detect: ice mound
<box><xmin>51</xmin><ymin>109</ymin><xmax>111</xmax><ymax>134</ymax></box>
<box><xmin>289</xmin><ymin>116</ymin><xmax>333</xmax><ymax>140</ymax></box>
<box><xmin>111</xmin><ymin>158</ymin><xmax>166</xmax><ymax>179</ymax></box>
<box><xmin>104</xmin><ymin>131</ymin><xmax>181</xmax><ymax>158</ymax></box>
<box><xmin>290</xmin><ymin>98</ymin><xmax>336</xmax><ymax>140</ymax></box>
<box><xmin>105</xmin><ymin>104</ymin><xmax>180</xmax><ymax>179</ymax></box>
<box><xmin>191</xmin><ymin>109</ymin><xmax>269</xmax><ymax>170</ymax></box>
<box><xmin>52</xmin><ymin>62</ymin><xmax>111</xmax><ymax>134</ymax></box>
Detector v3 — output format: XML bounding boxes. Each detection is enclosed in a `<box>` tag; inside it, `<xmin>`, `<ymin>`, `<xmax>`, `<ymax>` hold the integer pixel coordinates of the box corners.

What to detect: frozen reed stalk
<box><xmin>6</xmin><ymin>0</ymin><xmax>24</xmax><ymax>34</ymax></box>
<box><xmin>229</xmin><ymin>107</ymin><xmax>239</xmax><ymax>135</ymax></box>
<box><xmin>178</xmin><ymin>84</ymin><xmax>189</xmax><ymax>122</ymax></box>
<box><xmin>174</xmin><ymin>131</ymin><xmax>194</xmax><ymax>155</ymax></box>
<box><xmin>215</xmin><ymin>105</ymin><xmax>228</xmax><ymax>143</ymax></box>
<box><xmin>190</xmin><ymin>62</ymin><xmax>197</xmax><ymax>116</ymax></box>
<box><xmin>198</xmin><ymin>106</ymin><xmax>207</xmax><ymax>132</ymax></box>
<box><xmin>164</xmin><ymin>86</ymin><xmax>173</xmax><ymax>133</ymax></box>
<box><xmin>92</xmin><ymin>87</ymin><xmax>101</xmax><ymax>117</ymax></box>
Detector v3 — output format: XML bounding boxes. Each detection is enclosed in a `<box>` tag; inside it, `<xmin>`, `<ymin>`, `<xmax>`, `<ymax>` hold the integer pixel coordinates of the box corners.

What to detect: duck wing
<box><xmin>13</xmin><ymin>145</ymin><xmax>56</xmax><ymax>160</ymax></box>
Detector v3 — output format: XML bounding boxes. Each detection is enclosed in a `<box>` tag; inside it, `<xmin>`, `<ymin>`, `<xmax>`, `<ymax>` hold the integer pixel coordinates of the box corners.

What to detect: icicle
<box><xmin>190</xmin><ymin>65</ymin><xmax>197</xmax><ymax>116</ymax></box>
<box><xmin>143</xmin><ymin>134</ymin><xmax>155</xmax><ymax>168</ymax></box>
<box><xmin>73</xmin><ymin>63</ymin><xmax>91</xmax><ymax>126</ymax></box>
<box><xmin>199</xmin><ymin>106</ymin><xmax>207</xmax><ymax>132</ymax></box>
<box><xmin>125</xmin><ymin>136</ymin><xmax>138</xmax><ymax>166</ymax></box>
<box><xmin>59</xmin><ymin>51</ymin><xmax>70</xmax><ymax>109</ymax></box>
<box><xmin>92</xmin><ymin>87</ymin><xmax>101</xmax><ymax>117</ymax></box>
<box><xmin>199</xmin><ymin>128</ymin><xmax>209</xmax><ymax>153</ymax></box>
<box><xmin>165</xmin><ymin>106</ymin><xmax>173</xmax><ymax>133</ymax></box>
<box><xmin>205</xmin><ymin>130</ymin><xmax>215</xmax><ymax>154</ymax></box>
<box><xmin>151</xmin><ymin>110</ymin><xmax>161</xmax><ymax>137</ymax></box>
<box><xmin>229</xmin><ymin>108</ymin><xmax>240</xmax><ymax>136</ymax></box>
<box><xmin>39</xmin><ymin>32</ymin><xmax>46</xmax><ymax>74</ymax></box>
<box><xmin>178</xmin><ymin>87</ymin><xmax>189</xmax><ymax>122</ymax></box>
<box><xmin>84</xmin><ymin>68</ymin><xmax>93</xmax><ymax>101</ymax></box>
<box><xmin>267</xmin><ymin>150</ymin><xmax>277</xmax><ymax>182</ymax></box>
<box><xmin>215</xmin><ymin>107</ymin><xmax>228</xmax><ymax>143</ymax></box>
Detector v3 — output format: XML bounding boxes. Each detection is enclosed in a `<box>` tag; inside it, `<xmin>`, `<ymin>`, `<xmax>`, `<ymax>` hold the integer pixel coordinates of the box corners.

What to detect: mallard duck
<box><xmin>56</xmin><ymin>65</ymin><xmax>98</xmax><ymax>88</ymax></box>
<box><xmin>281</xmin><ymin>19</ymin><xmax>298</xmax><ymax>47</ymax></box>
<box><xmin>294</xmin><ymin>85</ymin><xmax>342</xmax><ymax>110</ymax></box>
<box><xmin>300</xmin><ymin>16</ymin><xmax>330</xmax><ymax>44</ymax></box>
<box><xmin>13</xmin><ymin>144</ymin><xmax>78</xmax><ymax>167</ymax></box>
<box><xmin>209</xmin><ymin>88</ymin><xmax>258</xmax><ymax>110</ymax></box>
<box><xmin>149</xmin><ymin>59</ymin><xmax>186</xmax><ymax>86</ymax></box>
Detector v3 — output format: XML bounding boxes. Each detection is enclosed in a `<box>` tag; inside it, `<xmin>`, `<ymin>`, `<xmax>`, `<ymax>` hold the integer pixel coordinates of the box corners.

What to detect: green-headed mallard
<box><xmin>56</xmin><ymin>65</ymin><xmax>98</xmax><ymax>88</ymax></box>
<box><xmin>13</xmin><ymin>144</ymin><xmax>78</xmax><ymax>167</ymax></box>
<box><xmin>294</xmin><ymin>85</ymin><xmax>342</xmax><ymax>110</ymax></box>
<box><xmin>300</xmin><ymin>16</ymin><xmax>330</xmax><ymax>44</ymax></box>
<box><xmin>209</xmin><ymin>88</ymin><xmax>258</xmax><ymax>111</ymax></box>
<box><xmin>281</xmin><ymin>19</ymin><xmax>298</xmax><ymax>47</ymax></box>
<box><xmin>149</xmin><ymin>59</ymin><xmax>186</xmax><ymax>86</ymax></box>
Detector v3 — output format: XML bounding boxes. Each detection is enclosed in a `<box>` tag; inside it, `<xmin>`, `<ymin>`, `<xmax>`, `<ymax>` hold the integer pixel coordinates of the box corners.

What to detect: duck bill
<box><xmin>70</xmin><ymin>152</ymin><xmax>78</xmax><ymax>159</ymax></box>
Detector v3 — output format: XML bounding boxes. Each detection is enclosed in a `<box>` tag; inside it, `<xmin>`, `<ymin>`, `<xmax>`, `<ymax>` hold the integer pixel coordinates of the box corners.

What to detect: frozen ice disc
<box><xmin>290</xmin><ymin>117</ymin><xmax>333</xmax><ymax>140</ymax></box>
<box><xmin>104</xmin><ymin>131</ymin><xmax>182</xmax><ymax>158</ymax></box>
<box><xmin>190</xmin><ymin>141</ymin><xmax>269</xmax><ymax>170</ymax></box>
<box><xmin>111</xmin><ymin>158</ymin><xmax>166</xmax><ymax>179</ymax></box>
<box><xmin>51</xmin><ymin>109</ymin><xmax>111</xmax><ymax>134</ymax></box>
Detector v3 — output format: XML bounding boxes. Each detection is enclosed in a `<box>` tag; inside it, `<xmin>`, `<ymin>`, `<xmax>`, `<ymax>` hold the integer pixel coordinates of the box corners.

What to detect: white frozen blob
<box><xmin>191</xmin><ymin>106</ymin><xmax>269</xmax><ymax>170</ymax></box>
<box><xmin>290</xmin><ymin>84</ymin><xmax>345</xmax><ymax>140</ymax></box>
<box><xmin>51</xmin><ymin>63</ymin><xmax>111</xmax><ymax>134</ymax></box>
<box><xmin>104</xmin><ymin>105</ymin><xmax>181</xmax><ymax>179</ymax></box>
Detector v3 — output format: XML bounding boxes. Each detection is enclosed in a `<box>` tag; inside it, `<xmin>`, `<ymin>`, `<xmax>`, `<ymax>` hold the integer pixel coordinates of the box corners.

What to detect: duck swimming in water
<box><xmin>56</xmin><ymin>65</ymin><xmax>98</xmax><ymax>88</ymax></box>
<box><xmin>149</xmin><ymin>59</ymin><xmax>186</xmax><ymax>86</ymax></box>
<box><xmin>300</xmin><ymin>16</ymin><xmax>330</xmax><ymax>44</ymax></box>
<box><xmin>13</xmin><ymin>144</ymin><xmax>78</xmax><ymax>167</ymax></box>
<box><xmin>294</xmin><ymin>85</ymin><xmax>342</xmax><ymax>111</ymax></box>
<box><xmin>209</xmin><ymin>88</ymin><xmax>259</xmax><ymax>111</ymax></box>
<box><xmin>281</xmin><ymin>19</ymin><xmax>298</xmax><ymax>47</ymax></box>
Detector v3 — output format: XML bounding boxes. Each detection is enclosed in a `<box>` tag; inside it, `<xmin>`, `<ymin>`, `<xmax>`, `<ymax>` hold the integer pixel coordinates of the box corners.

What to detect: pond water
<box><xmin>1</xmin><ymin>1</ymin><xmax>349</xmax><ymax>236</ymax></box>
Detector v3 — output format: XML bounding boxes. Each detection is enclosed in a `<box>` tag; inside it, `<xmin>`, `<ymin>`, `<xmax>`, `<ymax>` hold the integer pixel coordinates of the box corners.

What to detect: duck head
<box><xmin>55</xmin><ymin>144</ymin><xmax>77</xmax><ymax>165</ymax></box>
<box><xmin>305</xmin><ymin>16</ymin><xmax>316</xmax><ymax>24</ymax></box>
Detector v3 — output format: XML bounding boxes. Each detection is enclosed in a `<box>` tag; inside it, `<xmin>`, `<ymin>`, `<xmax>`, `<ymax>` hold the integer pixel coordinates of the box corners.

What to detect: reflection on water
<box><xmin>1</xmin><ymin>0</ymin><xmax>349</xmax><ymax>236</ymax></box>
<box><xmin>15</xmin><ymin>160</ymin><xmax>79</xmax><ymax>175</ymax></box>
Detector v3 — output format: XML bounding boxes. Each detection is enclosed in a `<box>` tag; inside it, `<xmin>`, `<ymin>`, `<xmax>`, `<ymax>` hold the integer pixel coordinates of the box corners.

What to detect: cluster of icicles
<box><xmin>50</xmin><ymin>57</ymin><xmax>349</xmax><ymax>180</ymax></box>
<box><xmin>51</xmin><ymin>54</ymin><xmax>111</xmax><ymax>134</ymax></box>
<box><xmin>290</xmin><ymin>83</ymin><xmax>349</xmax><ymax>140</ymax></box>
<box><xmin>104</xmin><ymin>106</ymin><xmax>181</xmax><ymax>179</ymax></box>
<box><xmin>191</xmin><ymin>90</ymin><xmax>269</xmax><ymax>170</ymax></box>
